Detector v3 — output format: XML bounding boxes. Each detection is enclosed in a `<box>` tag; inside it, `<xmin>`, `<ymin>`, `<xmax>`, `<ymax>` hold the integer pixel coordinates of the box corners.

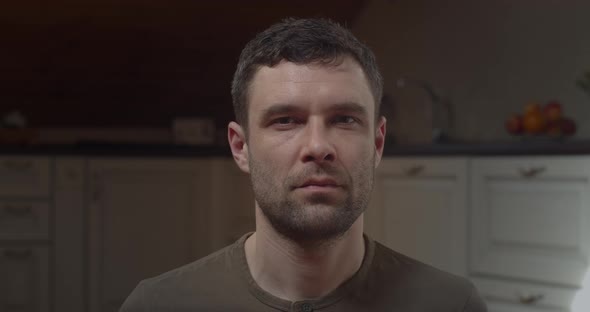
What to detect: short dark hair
<box><xmin>231</xmin><ymin>18</ymin><xmax>383</xmax><ymax>131</ymax></box>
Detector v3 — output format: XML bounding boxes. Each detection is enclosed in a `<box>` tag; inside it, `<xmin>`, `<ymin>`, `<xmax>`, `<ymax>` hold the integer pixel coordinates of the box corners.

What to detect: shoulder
<box><xmin>371</xmin><ymin>241</ymin><xmax>467</xmax><ymax>287</ymax></box>
<box><xmin>120</xmin><ymin>242</ymin><xmax>246</xmax><ymax>311</ymax></box>
<box><xmin>368</xmin><ymin>241</ymin><xmax>487</xmax><ymax>311</ymax></box>
<box><xmin>144</xmin><ymin>244</ymin><xmax>237</xmax><ymax>287</ymax></box>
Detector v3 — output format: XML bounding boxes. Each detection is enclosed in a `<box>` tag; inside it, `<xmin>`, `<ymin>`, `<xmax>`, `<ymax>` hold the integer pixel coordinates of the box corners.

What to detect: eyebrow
<box><xmin>259</xmin><ymin>104</ymin><xmax>305</xmax><ymax>125</ymax></box>
<box><xmin>259</xmin><ymin>102</ymin><xmax>368</xmax><ymax>123</ymax></box>
<box><xmin>329</xmin><ymin>102</ymin><xmax>369</xmax><ymax>117</ymax></box>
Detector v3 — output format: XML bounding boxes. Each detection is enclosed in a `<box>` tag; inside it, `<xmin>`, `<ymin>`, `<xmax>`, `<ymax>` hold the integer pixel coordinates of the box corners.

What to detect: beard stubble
<box><xmin>249</xmin><ymin>152</ymin><xmax>375</xmax><ymax>245</ymax></box>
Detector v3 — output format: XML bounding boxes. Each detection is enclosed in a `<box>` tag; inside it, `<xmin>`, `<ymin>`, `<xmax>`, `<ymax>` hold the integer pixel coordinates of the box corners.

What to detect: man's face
<box><xmin>233</xmin><ymin>57</ymin><xmax>385</xmax><ymax>243</ymax></box>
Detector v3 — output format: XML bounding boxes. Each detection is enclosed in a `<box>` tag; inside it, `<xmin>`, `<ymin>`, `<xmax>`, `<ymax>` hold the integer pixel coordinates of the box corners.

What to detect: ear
<box><xmin>374</xmin><ymin>116</ymin><xmax>386</xmax><ymax>168</ymax></box>
<box><xmin>228</xmin><ymin>121</ymin><xmax>250</xmax><ymax>173</ymax></box>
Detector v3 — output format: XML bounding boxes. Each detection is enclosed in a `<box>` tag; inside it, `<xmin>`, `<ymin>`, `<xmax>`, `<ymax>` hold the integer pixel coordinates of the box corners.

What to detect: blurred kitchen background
<box><xmin>2</xmin><ymin>0</ymin><xmax>590</xmax><ymax>311</ymax></box>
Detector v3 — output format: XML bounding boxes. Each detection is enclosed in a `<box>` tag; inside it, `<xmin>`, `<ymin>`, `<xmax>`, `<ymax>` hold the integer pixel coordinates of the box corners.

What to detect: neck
<box><xmin>244</xmin><ymin>206</ymin><xmax>365</xmax><ymax>301</ymax></box>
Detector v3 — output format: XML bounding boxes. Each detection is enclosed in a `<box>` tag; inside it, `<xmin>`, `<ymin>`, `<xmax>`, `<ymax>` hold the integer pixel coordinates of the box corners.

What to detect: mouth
<box><xmin>297</xmin><ymin>178</ymin><xmax>341</xmax><ymax>189</ymax></box>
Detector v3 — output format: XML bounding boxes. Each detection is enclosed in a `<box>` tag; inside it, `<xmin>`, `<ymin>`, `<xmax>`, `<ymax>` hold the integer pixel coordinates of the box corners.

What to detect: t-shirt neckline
<box><xmin>232</xmin><ymin>232</ymin><xmax>376</xmax><ymax>311</ymax></box>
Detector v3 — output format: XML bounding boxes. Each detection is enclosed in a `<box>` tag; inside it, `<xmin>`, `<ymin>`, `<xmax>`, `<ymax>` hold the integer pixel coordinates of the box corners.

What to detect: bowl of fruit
<box><xmin>505</xmin><ymin>101</ymin><xmax>576</xmax><ymax>140</ymax></box>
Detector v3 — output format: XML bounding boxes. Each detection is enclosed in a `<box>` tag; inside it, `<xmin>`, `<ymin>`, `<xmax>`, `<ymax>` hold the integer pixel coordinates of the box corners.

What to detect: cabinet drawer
<box><xmin>377</xmin><ymin>157</ymin><xmax>468</xmax><ymax>177</ymax></box>
<box><xmin>0</xmin><ymin>245</ymin><xmax>49</xmax><ymax>312</ymax></box>
<box><xmin>0</xmin><ymin>157</ymin><xmax>51</xmax><ymax>197</ymax></box>
<box><xmin>471</xmin><ymin>156</ymin><xmax>590</xmax><ymax>178</ymax></box>
<box><xmin>472</xmin><ymin>277</ymin><xmax>577</xmax><ymax>312</ymax></box>
<box><xmin>0</xmin><ymin>201</ymin><xmax>50</xmax><ymax>240</ymax></box>
<box><xmin>470</xmin><ymin>157</ymin><xmax>590</xmax><ymax>287</ymax></box>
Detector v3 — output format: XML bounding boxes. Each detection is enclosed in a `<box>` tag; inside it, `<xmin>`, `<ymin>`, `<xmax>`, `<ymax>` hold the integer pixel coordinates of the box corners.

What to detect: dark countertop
<box><xmin>0</xmin><ymin>142</ymin><xmax>233</xmax><ymax>157</ymax></box>
<box><xmin>382</xmin><ymin>139</ymin><xmax>590</xmax><ymax>156</ymax></box>
<box><xmin>2</xmin><ymin>139</ymin><xmax>590</xmax><ymax>157</ymax></box>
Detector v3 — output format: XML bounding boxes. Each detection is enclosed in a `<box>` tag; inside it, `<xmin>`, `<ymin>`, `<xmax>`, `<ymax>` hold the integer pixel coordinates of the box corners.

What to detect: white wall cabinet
<box><xmin>366</xmin><ymin>157</ymin><xmax>468</xmax><ymax>276</ymax></box>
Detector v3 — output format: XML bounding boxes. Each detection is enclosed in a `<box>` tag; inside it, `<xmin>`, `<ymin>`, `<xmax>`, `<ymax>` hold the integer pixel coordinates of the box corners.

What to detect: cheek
<box><xmin>250</xmin><ymin>133</ymin><xmax>300</xmax><ymax>162</ymax></box>
<box><xmin>336</xmin><ymin>136</ymin><xmax>374</xmax><ymax>162</ymax></box>
<box><xmin>249</xmin><ymin>143</ymin><xmax>293</xmax><ymax>180</ymax></box>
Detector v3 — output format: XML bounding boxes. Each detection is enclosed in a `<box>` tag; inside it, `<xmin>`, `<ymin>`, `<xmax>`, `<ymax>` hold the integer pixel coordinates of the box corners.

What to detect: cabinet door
<box><xmin>208</xmin><ymin>159</ymin><xmax>254</xmax><ymax>250</ymax></box>
<box><xmin>0</xmin><ymin>157</ymin><xmax>50</xmax><ymax>198</ymax></box>
<box><xmin>366</xmin><ymin>157</ymin><xmax>468</xmax><ymax>276</ymax></box>
<box><xmin>471</xmin><ymin>277</ymin><xmax>577</xmax><ymax>312</ymax></box>
<box><xmin>54</xmin><ymin>158</ymin><xmax>86</xmax><ymax>312</ymax></box>
<box><xmin>87</xmin><ymin>159</ymin><xmax>211</xmax><ymax>312</ymax></box>
<box><xmin>0</xmin><ymin>245</ymin><xmax>49</xmax><ymax>312</ymax></box>
<box><xmin>470</xmin><ymin>156</ymin><xmax>590</xmax><ymax>287</ymax></box>
<box><xmin>0</xmin><ymin>201</ymin><xmax>50</xmax><ymax>240</ymax></box>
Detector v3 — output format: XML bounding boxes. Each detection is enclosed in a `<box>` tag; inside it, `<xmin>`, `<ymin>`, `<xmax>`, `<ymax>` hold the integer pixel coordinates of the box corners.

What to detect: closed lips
<box><xmin>299</xmin><ymin>179</ymin><xmax>339</xmax><ymax>188</ymax></box>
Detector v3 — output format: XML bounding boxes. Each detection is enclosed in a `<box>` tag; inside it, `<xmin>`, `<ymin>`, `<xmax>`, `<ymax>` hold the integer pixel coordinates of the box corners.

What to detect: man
<box><xmin>121</xmin><ymin>18</ymin><xmax>487</xmax><ymax>311</ymax></box>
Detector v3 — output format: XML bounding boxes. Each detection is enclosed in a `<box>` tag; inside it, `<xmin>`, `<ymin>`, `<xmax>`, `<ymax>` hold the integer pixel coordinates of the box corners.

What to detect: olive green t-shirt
<box><xmin>120</xmin><ymin>233</ymin><xmax>487</xmax><ymax>312</ymax></box>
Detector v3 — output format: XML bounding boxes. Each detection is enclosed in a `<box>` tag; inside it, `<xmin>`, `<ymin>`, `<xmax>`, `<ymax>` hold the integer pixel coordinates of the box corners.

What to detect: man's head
<box><xmin>228</xmin><ymin>18</ymin><xmax>386</xmax><ymax>245</ymax></box>
<box><xmin>231</xmin><ymin>18</ymin><xmax>383</xmax><ymax>133</ymax></box>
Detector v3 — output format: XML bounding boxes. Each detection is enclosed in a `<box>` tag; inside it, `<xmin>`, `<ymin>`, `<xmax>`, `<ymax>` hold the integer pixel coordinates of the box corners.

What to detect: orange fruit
<box><xmin>523</xmin><ymin>113</ymin><xmax>546</xmax><ymax>134</ymax></box>
<box><xmin>524</xmin><ymin>102</ymin><xmax>542</xmax><ymax>116</ymax></box>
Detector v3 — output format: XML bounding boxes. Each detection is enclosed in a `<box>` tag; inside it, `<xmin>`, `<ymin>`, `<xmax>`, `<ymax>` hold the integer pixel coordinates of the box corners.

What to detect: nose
<box><xmin>300</xmin><ymin>120</ymin><xmax>336</xmax><ymax>164</ymax></box>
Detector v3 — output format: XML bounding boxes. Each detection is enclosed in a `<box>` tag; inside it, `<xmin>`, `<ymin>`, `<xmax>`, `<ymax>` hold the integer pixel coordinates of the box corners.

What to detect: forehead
<box><xmin>247</xmin><ymin>58</ymin><xmax>375</xmax><ymax>117</ymax></box>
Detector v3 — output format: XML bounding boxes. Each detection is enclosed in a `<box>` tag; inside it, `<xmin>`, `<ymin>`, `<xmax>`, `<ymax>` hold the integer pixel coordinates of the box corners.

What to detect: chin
<box><xmin>269</xmin><ymin>204</ymin><xmax>361</xmax><ymax>244</ymax></box>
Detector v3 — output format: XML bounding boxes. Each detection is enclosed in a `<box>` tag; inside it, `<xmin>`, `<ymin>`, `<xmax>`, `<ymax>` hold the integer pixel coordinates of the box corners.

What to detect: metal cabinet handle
<box><xmin>2</xmin><ymin>248</ymin><xmax>33</xmax><ymax>260</ymax></box>
<box><xmin>404</xmin><ymin>165</ymin><xmax>425</xmax><ymax>176</ymax></box>
<box><xmin>1</xmin><ymin>159</ymin><xmax>33</xmax><ymax>170</ymax></box>
<box><xmin>2</xmin><ymin>204</ymin><xmax>33</xmax><ymax>217</ymax></box>
<box><xmin>518</xmin><ymin>166</ymin><xmax>546</xmax><ymax>178</ymax></box>
<box><xmin>518</xmin><ymin>293</ymin><xmax>544</xmax><ymax>305</ymax></box>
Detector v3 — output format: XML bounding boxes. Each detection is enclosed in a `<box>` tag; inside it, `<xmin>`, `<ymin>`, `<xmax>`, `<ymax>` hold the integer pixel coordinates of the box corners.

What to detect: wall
<box><xmin>0</xmin><ymin>1</ymin><xmax>364</xmax><ymax>129</ymax></box>
<box><xmin>353</xmin><ymin>0</ymin><xmax>590</xmax><ymax>143</ymax></box>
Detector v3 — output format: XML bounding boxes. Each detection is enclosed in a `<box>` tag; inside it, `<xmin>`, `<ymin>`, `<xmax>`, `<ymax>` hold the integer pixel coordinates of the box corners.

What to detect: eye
<box><xmin>274</xmin><ymin>117</ymin><xmax>296</xmax><ymax>125</ymax></box>
<box><xmin>333</xmin><ymin>115</ymin><xmax>358</xmax><ymax>125</ymax></box>
<box><xmin>268</xmin><ymin>116</ymin><xmax>301</xmax><ymax>130</ymax></box>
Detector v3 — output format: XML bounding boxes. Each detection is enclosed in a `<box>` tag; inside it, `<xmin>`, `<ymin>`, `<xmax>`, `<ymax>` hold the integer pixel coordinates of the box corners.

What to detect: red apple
<box><xmin>543</xmin><ymin>101</ymin><xmax>563</xmax><ymax>122</ymax></box>
<box><xmin>559</xmin><ymin>118</ymin><xmax>576</xmax><ymax>136</ymax></box>
<box><xmin>505</xmin><ymin>114</ymin><xmax>524</xmax><ymax>135</ymax></box>
<box><xmin>545</xmin><ymin>120</ymin><xmax>562</xmax><ymax>137</ymax></box>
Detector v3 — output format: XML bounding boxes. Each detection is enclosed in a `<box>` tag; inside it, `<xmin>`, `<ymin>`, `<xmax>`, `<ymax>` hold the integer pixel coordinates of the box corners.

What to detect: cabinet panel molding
<box><xmin>0</xmin><ymin>201</ymin><xmax>50</xmax><ymax>240</ymax></box>
<box><xmin>0</xmin><ymin>157</ymin><xmax>51</xmax><ymax>198</ymax></box>
<box><xmin>470</xmin><ymin>157</ymin><xmax>590</xmax><ymax>287</ymax></box>
<box><xmin>87</xmin><ymin>158</ymin><xmax>211</xmax><ymax>312</ymax></box>
<box><xmin>0</xmin><ymin>245</ymin><xmax>49</xmax><ymax>312</ymax></box>
<box><xmin>367</xmin><ymin>157</ymin><xmax>468</xmax><ymax>276</ymax></box>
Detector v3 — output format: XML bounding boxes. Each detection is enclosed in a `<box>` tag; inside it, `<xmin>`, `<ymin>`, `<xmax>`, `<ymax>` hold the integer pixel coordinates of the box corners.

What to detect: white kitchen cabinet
<box><xmin>86</xmin><ymin>158</ymin><xmax>212</xmax><ymax>312</ymax></box>
<box><xmin>0</xmin><ymin>156</ymin><xmax>52</xmax><ymax>312</ymax></box>
<box><xmin>366</xmin><ymin>157</ymin><xmax>469</xmax><ymax>276</ymax></box>
<box><xmin>207</xmin><ymin>158</ymin><xmax>255</xmax><ymax>250</ymax></box>
<box><xmin>54</xmin><ymin>158</ymin><xmax>86</xmax><ymax>312</ymax></box>
<box><xmin>2</xmin><ymin>151</ymin><xmax>588</xmax><ymax>312</ymax></box>
<box><xmin>0</xmin><ymin>201</ymin><xmax>50</xmax><ymax>241</ymax></box>
<box><xmin>0</xmin><ymin>157</ymin><xmax>51</xmax><ymax>198</ymax></box>
<box><xmin>471</xmin><ymin>276</ymin><xmax>577</xmax><ymax>312</ymax></box>
<box><xmin>470</xmin><ymin>156</ymin><xmax>590</xmax><ymax>311</ymax></box>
